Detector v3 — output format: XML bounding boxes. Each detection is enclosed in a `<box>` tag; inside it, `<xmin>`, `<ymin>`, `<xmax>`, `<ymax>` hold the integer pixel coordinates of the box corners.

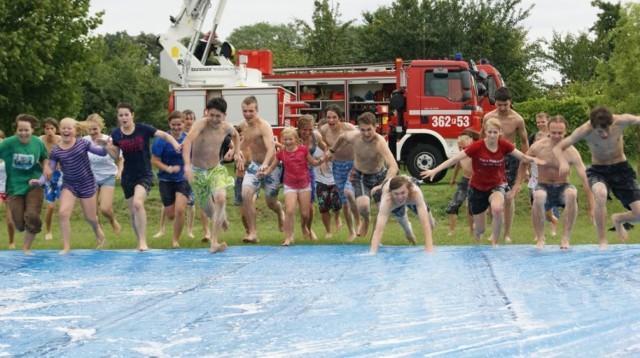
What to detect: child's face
<box><xmin>485</xmin><ymin>126</ymin><xmax>501</xmax><ymax>141</ymax></box>
<box><xmin>87</xmin><ymin>123</ymin><xmax>102</xmax><ymax>138</ymax></box>
<box><xmin>282</xmin><ymin>134</ymin><xmax>296</xmax><ymax>147</ymax></box>
<box><xmin>117</xmin><ymin>108</ymin><xmax>134</xmax><ymax>127</ymax></box>
<box><xmin>169</xmin><ymin>118</ymin><xmax>184</xmax><ymax>135</ymax></box>
<box><xmin>59</xmin><ymin>119</ymin><xmax>76</xmax><ymax>142</ymax></box>
<box><xmin>16</xmin><ymin>121</ymin><xmax>33</xmax><ymax>144</ymax></box>
<box><xmin>43</xmin><ymin>124</ymin><xmax>57</xmax><ymax>137</ymax></box>
<box><xmin>206</xmin><ymin>108</ymin><xmax>224</xmax><ymax>126</ymax></box>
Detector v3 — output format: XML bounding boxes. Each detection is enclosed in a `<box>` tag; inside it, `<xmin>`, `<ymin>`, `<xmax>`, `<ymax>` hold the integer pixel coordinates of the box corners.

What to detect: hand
<box><xmin>507</xmin><ymin>184</ymin><xmax>520</xmax><ymax>200</ymax></box>
<box><xmin>43</xmin><ymin>165</ymin><xmax>52</xmax><ymax>180</ymax></box>
<box><xmin>421</xmin><ymin>169</ymin><xmax>434</xmax><ymax>181</ymax></box>
<box><xmin>29</xmin><ymin>179</ymin><xmax>40</xmax><ymax>187</ymax></box>
<box><xmin>173</xmin><ymin>143</ymin><xmax>182</xmax><ymax>153</ymax></box>
<box><xmin>184</xmin><ymin>167</ymin><xmax>194</xmax><ymax>182</ymax></box>
<box><xmin>371</xmin><ymin>184</ymin><xmax>382</xmax><ymax>195</ymax></box>
<box><xmin>234</xmin><ymin>153</ymin><xmax>244</xmax><ymax>171</ymax></box>
<box><xmin>558</xmin><ymin>160</ymin><xmax>569</xmax><ymax>178</ymax></box>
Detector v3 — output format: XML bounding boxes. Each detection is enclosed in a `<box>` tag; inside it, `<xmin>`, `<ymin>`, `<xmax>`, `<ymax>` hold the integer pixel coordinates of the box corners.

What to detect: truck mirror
<box><xmin>433</xmin><ymin>67</ymin><xmax>448</xmax><ymax>78</ymax></box>
<box><xmin>476</xmin><ymin>83</ymin><xmax>487</xmax><ymax>97</ymax></box>
<box><xmin>461</xmin><ymin>72</ymin><xmax>471</xmax><ymax>90</ymax></box>
<box><xmin>389</xmin><ymin>92</ymin><xmax>406</xmax><ymax>111</ymax></box>
<box><xmin>462</xmin><ymin>90</ymin><xmax>472</xmax><ymax>101</ymax></box>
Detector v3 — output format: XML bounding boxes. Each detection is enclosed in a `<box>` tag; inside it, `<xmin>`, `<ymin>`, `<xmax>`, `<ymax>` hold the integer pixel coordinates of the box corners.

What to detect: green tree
<box><xmin>296</xmin><ymin>0</ymin><xmax>355</xmax><ymax>65</ymax></box>
<box><xmin>80</xmin><ymin>32</ymin><xmax>169</xmax><ymax>130</ymax></box>
<box><xmin>227</xmin><ymin>22</ymin><xmax>306</xmax><ymax>67</ymax></box>
<box><xmin>0</xmin><ymin>0</ymin><xmax>102</xmax><ymax>133</ymax></box>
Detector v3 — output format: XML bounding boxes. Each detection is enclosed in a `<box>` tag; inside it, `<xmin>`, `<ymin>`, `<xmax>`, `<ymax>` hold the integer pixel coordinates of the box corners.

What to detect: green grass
<box><xmin>1</xmin><ymin>163</ymin><xmax>637</xmax><ymax>251</ymax></box>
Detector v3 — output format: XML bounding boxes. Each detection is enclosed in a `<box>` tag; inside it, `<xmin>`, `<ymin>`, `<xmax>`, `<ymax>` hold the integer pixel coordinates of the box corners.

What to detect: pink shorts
<box><xmin>0</xmin><ymin>193</ymin><xmax>6</xmax><ymax>202</ymax></box>
<box><xmin>283</xmin><ymin>184</ymin><xmax>311</xmax><ymax>194</ymax></box>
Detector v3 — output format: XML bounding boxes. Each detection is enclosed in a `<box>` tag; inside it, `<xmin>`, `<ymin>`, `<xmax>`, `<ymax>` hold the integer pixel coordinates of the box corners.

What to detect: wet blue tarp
<box><xmin>1</xmin><ymin>245</ymin><xmax>640</xmax><ymax>357</ymax></box>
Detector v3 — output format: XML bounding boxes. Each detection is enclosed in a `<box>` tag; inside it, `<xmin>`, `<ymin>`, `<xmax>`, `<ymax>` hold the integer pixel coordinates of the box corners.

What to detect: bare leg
<box><xmin>45</xmin><ymin>202</ymin><xmax>55</xmax><ymax>240</ymax></box>
<box><xmin>489</xmin><ymin>192</ymin><xmax>505</xmax><ymax>248</ymax></box>
<box><xmin>591</xmin><ymin>183</ymin><xmax>609</xmax><ymax>250</ymax></box>
<box><xmin>356</xmin><ymin>195</ymin><xmax>372</xmax><ymax>238</ymax></box>
<box><xmin>127</xmin><ymin>185</ymin><xmax>149</xmax><ymax>251</ymax></box>
<box><xmin>79</xmin><ymin>193</ymin><xmax>106</xmax><ymax>250</ymax></box>
<box><xmin>265</xmin><ymin>195</ymin><xmax>285</xmax><ymax>234</ymax></box>
<box><xmin>612</xmin><ymin>201</ymin><xmax>640</xmax><ymax>243</ymax></box>
<box><xmin>395</xmin><ymin>210</ymin><xmax>416</xmax><ymax>245</ymax></box>
<box><xmin>546</xmin><ymin>209</ymin><xmax>558</xmax><ymax>236</ymax></box>
<box><xmin>473</xmin><ymin>211</ymin><xmax>487</xmax><ymax>243</ymax></box>
<box><xmin>448</xmin><ymin>213</ymin><xmax>457</xmax><ymax>236</ymax></box>
<box><xmin>186</xmin><ymin>204</ymin><xmax>195</xmax><ymax>238</ymax></box>
<box><xmin>282</xmin><ymin>192</ymin><xmax>298</xmax><ymax>246</ymax></box>
<box><xmin>3</xmin><ymin>203</ymin><xmax>15</xmax><ymax>249</ymax></box>
<box><xmin>560</xmin><ymin>188</ymin><xmax>578</xmax><ymax>249</ymax></box>
<box><xmin>210</xmin><ymin>189</ymin><xmax>228</xmax><ymax>253</ymax></box>
<box><xmin>98</xmin><ymin>185</ymin><xmax>121</xmax><ymax>234</ymax></box>
<box><xmin>242</xmin><ymin>185</ymin><xmax>260</xmax><ymax>243</ymax></box>
<box><xmin>531</xmin><ymin>189</ymin><xmax>547</xmax><ymax>249</ymax></box>
<box><xmin>321</xmin><ymin>211</ymin><xmax>332</xmax><ymax>238</ymax></box>
<box><xmin>58</xmin><ymin>189</ymin><xmax>77</xmax><ymax>254</ymax></box>
<box><xmin>23</xmin><ymin>231</ymin><xmax>35</xmax><ymax>255</ymax></box>
<box><xmin>502</xmin><ymin>195</ymin><xmax>514</xmax><ymax>243</ymax></box>
<box><xmin>199</xmin><ymin>209</ymin><xmax>210</xmax><ymax>242</ymax></box>
<box><xmin>153</xmin><ymin>207</ymin><xmax>166</xmax><ymax>238</ymax></box>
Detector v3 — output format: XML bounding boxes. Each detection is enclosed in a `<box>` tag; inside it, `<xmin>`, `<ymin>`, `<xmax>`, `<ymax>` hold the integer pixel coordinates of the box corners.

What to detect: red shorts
<box><xmin>0</xmin><ymin>193</ymin><xmax>6</xmax><ymax>202</ymax></box>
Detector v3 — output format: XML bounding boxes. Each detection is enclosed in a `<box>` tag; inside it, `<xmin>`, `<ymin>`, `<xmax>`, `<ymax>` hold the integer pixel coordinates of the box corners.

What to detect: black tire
<box><xmin>406</xmin><ymin>144</ymin><xmax>446</xmax><ymax>184</ymax></box>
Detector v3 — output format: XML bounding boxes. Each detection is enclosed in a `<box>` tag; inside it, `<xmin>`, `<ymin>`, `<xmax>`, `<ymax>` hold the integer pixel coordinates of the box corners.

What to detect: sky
<box><xmin>88</xmin><ymin>0</ymin><xmax>610</xmax><ymax>83</ymax></box>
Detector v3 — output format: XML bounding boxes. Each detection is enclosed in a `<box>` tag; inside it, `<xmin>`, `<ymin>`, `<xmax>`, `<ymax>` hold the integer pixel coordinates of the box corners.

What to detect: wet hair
<box><xmin>206</xmin><ymin>97</ymin><xmax>227</xmax><ymax>113</ymax></box>
<box><xmin>461</xmin><ymin>128</ymin><xmax>480</xmax><ymax>141</ymax></box>
<box><xmin>116</xmin><ymin>102</ymin><xmax>135</xmax><ymax>114</ymax></box>
<box><xmin>182</xmin><ymin>109</ymin><xmax>195</xmax><ymax>117</ymax></box>
<box><xmin>494</xmin><ymin>87</ymin><xmax>512</xmax><ymax>102</ymax></box>
<box><xmin>168</xmin><ymin>110</ymin><xmax>185</xmax><ymax>122</ymax></box>
<box><xmin>457</xmin><ymin>134</ymin><xmax>473</xmax><ymax>147</ymax></box>
<box><xmin>589</xmin><ymin>106</ymin><xmax>613</xmax><ymax>130</ymax></box>
<box><xmin>16</xmin><ymin>114</ymin><xmax>39</xmax><ymax>130</ymax></box>
<box><xmin>549</xmin><ymin>115</ymin><xmax>569</xmax><ymax>129</ymax></box>
<box><xmin>324</xmin><ymin>104</ymin><xmax>343</xmax><ymax>120</ymax></box>
<box><xmin>388</xmin><ymin>176</ymin><xmax>413</xmax><ymax>192</ymax></box>
<box><xmin>484</xmin><ymin>117</ymin><xmax>502</xmax><ymax>131</ymax></box>
<box><xmin>85</xmin><ymin>113</ymin><xmax>105</xmax><ymax>130</ymax></box>
<box><xmin>297</xmin><ymin>114</ymin><xmax>315</xmax><ymax>131</ymax></box>
<box><xmin>357</xmin><ymin>112</ymin><xmax>377</xmax><ymax>126</ymax></box>
<box><xmin>242</xmin><ymin>95</ymin><xmax>258</xmax><ymax>109</ymax></box>
<box><xmin>42</xmin><ymin>117</ymin><xmax>59</xmax><ymax>130</ymax></box>
<box><xmin>281</xmin><ymin>127</ymin><xmax>301</xmax><ymax>144</ymax></box>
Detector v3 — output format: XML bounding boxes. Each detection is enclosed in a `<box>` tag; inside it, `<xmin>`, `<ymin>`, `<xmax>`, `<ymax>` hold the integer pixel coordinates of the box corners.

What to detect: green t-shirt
<box><xmin>0</xmin><ymin>135</ymin><xmax>48</xmax><ymax>195</ymax></box>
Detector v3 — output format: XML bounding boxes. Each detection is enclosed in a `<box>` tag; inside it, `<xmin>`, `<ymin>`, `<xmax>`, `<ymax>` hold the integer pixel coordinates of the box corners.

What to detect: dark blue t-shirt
<box><xmin>111</xmin><ymin>123</ymin><xmax>157</xmax><ymax>185</ymax></box>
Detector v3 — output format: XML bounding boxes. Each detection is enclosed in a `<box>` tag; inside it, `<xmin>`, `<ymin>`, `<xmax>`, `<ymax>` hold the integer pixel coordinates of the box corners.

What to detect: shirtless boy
<box><xmin>482</xmin><ymin>87</ymin><xmax>528</xmax><ymax>243</ymax></box>
<box><xmin>319</xmin><ymin>105</ymin><xmax>359</xmax><ymax>241</ymax></box>
<box><xmin>237</xmin><ymin>96</ymin><xmax>284</xmax><ymax>244</ymax></box>
<box><xmin>553</xmin><ymin>106</ymin><xmax>640</xmax><ymax>249</ymax></box>
<box><xmin>511</xmin><ymin>115</ymin><xmax>594</xmax><ymax>249</ymax></box>
<box><xmin>182</xmin><ymin>97</ymin><xmax>241</xmax><ymax>253</ymax></box>
<box><xmin>326</xmin><ymin>112</ymin><xmax>399</xmax><ymax>239</ymax></box>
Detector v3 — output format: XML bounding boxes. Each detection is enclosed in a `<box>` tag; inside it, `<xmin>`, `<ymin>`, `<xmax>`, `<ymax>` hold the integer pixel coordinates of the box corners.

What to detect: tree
<box><xmin>227</xmin><ymin>22</ymin><xmax>306</xmax><ymax>67</ymax></box>
<box><xmin>296</xmin><ymin>0</ymin><xmax>355</xmax><ymax>65</ymax></box>
<box><xmin>79</xmin><ymin>33</ymin><xmax>169</xmax><ymax>130</ymax></box>
<box><xmin>0</xmin><ymin>0</ymin><xmax>102</xmax><ymax>133</ymax></box>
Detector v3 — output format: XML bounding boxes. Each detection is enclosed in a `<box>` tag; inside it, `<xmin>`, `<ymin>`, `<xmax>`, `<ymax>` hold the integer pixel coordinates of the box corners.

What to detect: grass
<box><xmin>1</xmin><ymin>163</ymin><xmax>637</xmax><ymax>251</ymax></box>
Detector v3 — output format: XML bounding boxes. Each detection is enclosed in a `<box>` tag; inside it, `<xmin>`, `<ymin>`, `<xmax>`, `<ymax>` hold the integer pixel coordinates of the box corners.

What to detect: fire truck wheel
<box><xmin>406</xmin><ymin>144</ymin><xmax>446</xmax><ymax>184</ymax></box>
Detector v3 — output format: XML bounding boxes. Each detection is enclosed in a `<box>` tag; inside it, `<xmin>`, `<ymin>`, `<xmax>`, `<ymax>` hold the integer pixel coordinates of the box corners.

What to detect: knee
<box><xmin>132</xmin><ymin>199</ymin><xmax>145</xmax><ymax>212</ymax></box>
<box><xmin>564</xmin><ymin>188</ymin><xmax>577</xmax><ymax>203</ymax></box>
<box><xmin>100</xmin><ymin>207</ymin><xmax>112</xmax><ymax>217</ymax></box>
<box><xmin>592</xmin><ymin>184</ymin><xmax>608</xmax><ymax>202</ymax></box>
<box><xmin>532</xmin><ymin>191</ymin><xmax>547</xmax><ymax>207</ymax></box>
<box><xmin>491</xmin><ymin>204</ymin><xmax>503</xmax><ymax>218</ymax></box>
<box><xmin>166</xmin><ymin>210</ymin><xmax>176</xmax><ymax>220</ymax></box>
<box><xmin>24</xmin><ymin>213</ymin><xmax>42</xmax><ymax>234</ymax></box>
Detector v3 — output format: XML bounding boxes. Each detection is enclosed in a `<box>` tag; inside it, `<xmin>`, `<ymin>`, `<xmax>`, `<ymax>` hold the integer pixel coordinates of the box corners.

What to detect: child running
<box><xmin>0</xmin><ymin>115</ymin><xmax>50</xmax><ymax>255</ymax></box>
<box><xmin>32</xmin><ymin>118</ymin><xmax>108</xmax><ymax>254</ymax></box>
<box><xmin>260</xmin><ymin>127</ymin><xmax>323</xmax><ymax>246</ymax></box>
<box><xmin>84</xmin><ymin>114</ymin><xmax>122</xmax><ymax>235</ymax></box>
<box><xmin>108</xmin><ymin>102</ymin><xmax>182</xmax><ymax>251</ymax></box>
<box><xmin>422</xmin><ymin>118</ymin><xmax>543</xmax><ymax>247</ymax></box>
<box><xmin>445</xmin><ymin>134</ymin><xmax>474</xmax><ymax>236</ymax></box>
<box><xmin>40</xmin><ymin>117</ymin><xmax>62</xmax><ymax>241</ymax></box>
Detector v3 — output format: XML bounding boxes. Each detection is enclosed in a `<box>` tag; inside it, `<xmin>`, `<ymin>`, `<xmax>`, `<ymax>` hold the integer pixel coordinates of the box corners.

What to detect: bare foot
<box><xmin>325</xmin><ymin>232</ymin><xmax>333</xmax><ymax>239</ymax></box>
<box><xmin>535</xmin><ymin>239</ymin><xmax>544</xmax><ymax>250</ymax></box>
<box><xmin>23</xmin><ymin>249</ymin><xmax>34</xmax><ymax>256</ymax></box>
<box><xmin>138</xmin><ymin>241</ymin><xmax>149</xmax><ymax>251</ymax></box>
<box><xmin>187</xmin><ymin>232</ymin><xmax>195</xmax><ymax>239</ymax></box>
<box><xmin>475</xmin><ymin>234</ymin><xmax>482</xmax><ymax>243</ymax></box>
<box><xmin>281</xmin><ymin>239</ymin><xmax>291</xmax><ymax>246</ymax></box>
<box><xmin>152</xmin><ymin>231</ymin><xmax>164</xmax><ymax>238</ymax></box>
<box><xmin>242</xmin><ymin>234</ymin><xmax>259</xmax><ymax>244</ymax></box>
<box><xmin>347</xmin><ymin>230</ymin><xmax>356</xmax><ymax>242</ymax></box>
<box><xmin>612</xmin><ymin>214</ymin><xmax>629</xmax><ymax>243</ymax></box>
<box><xmin>210</xmin><ymin>241</ymin><xmax>228</xmax><ymax>254</ymax></box>
<box><xmin>8</xmin><ymin>242</ymin><xmax>15</xmax><ymax>249</ymax></box>
<box><xmin>59</xmin><ymin>249</ymin><xmax>70</xmax><ymax>255</ymax></box>
<box><xmin>598</xmin><ymin>240</ymin><xmax>608</xmax><ymax>250</ymax></box>
<box><xmin>489</xmin><ymin>236</ymin><xmax>498</xmax><ymax>248</ymax></box>
<box><xmin>560</xmin><ymin>237</ymin><xmax>570</xmax><ymax>249</ymax></box>
<box><xmin>113</xmin><ymin>221</ymin><xmax>122</xmax><ymax>235</ymax></box>
<box><xmin>550</xmin><ymin>219</ymin><xmax>557</xmax><ymax>237</ymax></box>
<box><xmin>448</xmin><ymin>231</ymin><xmax>454</xmax><ymax>236</ymax></box>
<box><xmin>504</xmin><ymin>236</ymin><xmax>512</xmax><ymax>244</ymax></box>
<box><xmin>357</xmin><ymin>222</ymin><xmax>368</xmax><ymax>237</ymax></box>
<box><xmin>45</xmin><ymin>232</ymin><xmax>53</xmax><ymax>241</ymax></box>
<box><xmin>335</xmin><ymin>218</ymin><xmax>343</xmax><ymax>231</ymax></box>
<box><xmin>406</xmin><ymin>234</ymin><xmax>417</xmax><ymax>245</ymax></box>
<box><xmin>172</xmin><ymin>240</ymin><xmax>180</xmax><ymax>248</ymax></box>
<box><xmin>309</xmin><ymin>229</ymin><xmax>318</xmax><ymax>241</ymax></box>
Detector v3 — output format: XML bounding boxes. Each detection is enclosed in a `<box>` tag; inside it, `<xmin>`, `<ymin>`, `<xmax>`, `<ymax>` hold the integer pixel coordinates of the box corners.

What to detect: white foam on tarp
<box><xmin>0</xmin><ymin>315</ymin><xmax>88</xmax><ymax>321</ymax></box>
<box><xmin>55</xmin><ymin>327</ymin><xmax>96</xmax><ymax>342</ymax></box>
<box><xmin>131</xmin><ymin>337</ymin><xmax>202</xmax><ymax>357</ymax></box>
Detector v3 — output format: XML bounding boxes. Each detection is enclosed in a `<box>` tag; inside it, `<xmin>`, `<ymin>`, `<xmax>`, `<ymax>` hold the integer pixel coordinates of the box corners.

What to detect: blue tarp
<box><xmin>1</xmin><ymin>245</ymin><xmax>640</xmax><ymax>357</ymax></box>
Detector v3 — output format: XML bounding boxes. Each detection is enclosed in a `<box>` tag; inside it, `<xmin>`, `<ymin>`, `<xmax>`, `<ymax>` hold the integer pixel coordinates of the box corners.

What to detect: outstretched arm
<box><xmin>421</xmin><ymin>150</ymin><xmax>468</xmax><ymax>181</ymax></box>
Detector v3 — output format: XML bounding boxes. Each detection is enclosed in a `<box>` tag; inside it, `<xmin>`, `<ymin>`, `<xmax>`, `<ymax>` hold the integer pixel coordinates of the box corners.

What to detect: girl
<box><xmin>151</xmin><ymin>111</ymin><xmax>191</xmax><ymax>248</ymax></box>
<box><xmin>32</xmin><ymin>118</ymin><xmax>108</xmax><ymax>254</ymax></box>
<box><xmin>422</xmin><ymin>118</ymin><xmax>543</xmax><ymax>247</ymax></box>
<box><xmin>84</xmin><ymin>114</ymin><xmax>122</xmax><ymax>235</ymax></box>
<box><xmin>108</xmin><ymin>102</ymin><xmax>182</xmax><ymax>251</ymax></box>
<box><xmin>261</xmin><ymin>127</ymin><xmax>323</xmax><ymax>246</ymax></box>
<box><xmin>369</xmin><ymin>176</ymin><xmax>435</xmax><ymax>254</ymax></box>
<box><xmin>0</xmin><ymin>115</ymin><xmax>50</xmax><ymax>255</ymax></box>
<box><xmin>40</xmin><ymin>117</ymin><xmax>62</xmax><ymax>241</ymax></box>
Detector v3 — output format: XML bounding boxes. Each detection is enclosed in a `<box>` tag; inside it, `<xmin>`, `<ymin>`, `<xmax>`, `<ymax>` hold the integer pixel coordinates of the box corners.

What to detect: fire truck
<box><xmin>263</xmin><ymin>58</ymin><xmax>505</xmax><ymax>183</ymax></box>
<box><xmin>158</xmin><ymin>0</ymin><xmax>300</xmax><ymax>133</ymax></box>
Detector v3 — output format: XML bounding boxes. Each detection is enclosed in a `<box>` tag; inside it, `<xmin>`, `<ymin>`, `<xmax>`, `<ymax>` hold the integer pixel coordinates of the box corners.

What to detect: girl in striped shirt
<box><xmin>32</xmin><ymin>118</ymin><xmax>109</xmax><ymax>254</ymax></box>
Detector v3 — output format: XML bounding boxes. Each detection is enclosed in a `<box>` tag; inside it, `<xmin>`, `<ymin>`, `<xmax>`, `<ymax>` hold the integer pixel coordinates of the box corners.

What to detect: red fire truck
<box><xmin>263</xmin><ymin>58</ymin><xmax>504</xmax><ymax>183</ymax></box>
